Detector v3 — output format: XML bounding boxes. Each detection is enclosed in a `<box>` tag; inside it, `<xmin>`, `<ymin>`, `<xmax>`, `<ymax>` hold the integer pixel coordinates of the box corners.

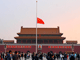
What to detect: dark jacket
<box><xmin>34</xmin><ymin>55</ymin><xmax>38</xmax><ymax>60</ymax></box>
<box><xmin>70</xmin><ymin>54</ymin><xmax>75</xmax><ymax>60</ymax></box>
<box><xmin>32</xmin><ymin>54</ymin><xmax>34</xmax><ymax>60</ymax></box>
<box><xmin>21</xmin><ymin>54</ymin><xmax>23</xmax><ymax>57</ymax></box>
<box><xmin>7</xmin><ymin>53</ymin><xmax>11</xmax><ymax>60</ymax></box>
<box><xmin>64</xmin><ymin>54</ymin><xmax>67</xmax><ymax>58</ymax></box>
<box><xmin>40</xmin><ymin>54</ymin><xmax>43</xmax><ymax>59</ymax></box>
<box><xmin>13</xmin><ymin>54</ymin><xmax>18</xmax><ymax>60</ymax></box>
<box><xmin>24</xmin><ymin>54</ymin><xmax>27</xmax><ymax>58</ymax></box>
<box><xmin>1</xmin><ymin>53</ymin><xmax>4</xmax><ymax>58</ymax></box>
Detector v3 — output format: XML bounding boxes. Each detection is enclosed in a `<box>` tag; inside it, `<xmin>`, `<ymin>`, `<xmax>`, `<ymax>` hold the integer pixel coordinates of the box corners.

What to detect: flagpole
<box><xmin>36</xmin><ymin>0</ymin><xmax>38</xmax><ymax>53</ymax></box>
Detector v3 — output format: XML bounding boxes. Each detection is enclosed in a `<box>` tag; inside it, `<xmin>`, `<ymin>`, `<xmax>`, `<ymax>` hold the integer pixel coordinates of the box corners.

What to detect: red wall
<box><xmin>0</xmin><ymin>45</ymin><xmax>5</xmax><ymax>53</ymax></box>
<box><xmin>6</xmin><ymin>46</ymin><xmax>36</xmax><ymax>53</ymax></box>
<box><xmin>74</xmin><ymin>46</ymin><xmax>80</xmax><ymax>53</ymax></box>
<box><xmin>42</xmin><ymin>46</ymin><xmax>72</xmax><ymax>53</ymax></box>
<box><xmin>6</xmin><ymin>45</ymin><xmax>72</xmax><ymax>53</ymax></box>
<box><xmin>0</xmin><ymin>45</ymin><xmax>80</xmax><ymax>53</ymax></box>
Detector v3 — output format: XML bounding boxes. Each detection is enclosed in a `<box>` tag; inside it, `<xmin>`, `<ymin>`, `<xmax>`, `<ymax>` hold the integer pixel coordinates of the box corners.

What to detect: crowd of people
<box><xmin>0</xmin><ymin>50</ymin><xmax>80</xmax><ymax>60</ymax></box>
<box><xmin>45</xmin><ymin>51</ymin><xmax>80</xmax><ymax>60</ymax></box>
<box><xmin>0</xmin><ymin>50</ymin><xmax>30</xmax><ymax>60</ymax></box>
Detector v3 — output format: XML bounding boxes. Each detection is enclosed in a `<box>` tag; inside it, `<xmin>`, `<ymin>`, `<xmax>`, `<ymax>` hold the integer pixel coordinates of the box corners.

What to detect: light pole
<box><xmin>0</xmin><ymin>39</ymin><xmax>4</xmax><ymax>44</ymax></box>
<box><xmin>4</xmin><ymin>44</ymin><xmax>7</xmax><ymax>53</ymax></box>
<box><xmin>72</xmin><ymin>44</ymin><xmax>74</xmax><ymax>52</ymax></box>
<box><xmin>2</xmin><ymin>39</ymin><xmax>4</xmax><ymax>44</ymax></box>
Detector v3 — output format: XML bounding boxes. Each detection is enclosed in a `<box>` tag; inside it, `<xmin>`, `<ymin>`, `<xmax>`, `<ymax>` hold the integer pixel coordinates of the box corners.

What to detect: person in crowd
<box><xmin>27</xmin><ymin>52</ymin><xmax>30</xmax><ymax>58</ymax></box>
<box><xmin>21</xmin><ymin>52</ymin><xmax>24</xmax><ymax>60</ymax></box>
<box><xmin>50</xmin><ymin>52</ymin><xmax>53</xmax><ymax>60</ymax></box>
<box><xmin>12</xmin><ymin>52</ymin><xmax>15</xmax><ymax>59</ymax></box>
<box><xmin>62</xmin><ymin>53</ymin><xmax>64</xmax><ymax>60</ymax></box>
<box><xmin>1</xmin><ymin>52</ymin><xmax>4</xmax><ymax>60</ymax></box>
<box><xmin>37</xmin><ymin>52</ymin><xmax>40</xmax><ymax>59</ymax></box>
<box><xmin>7</xmin><ymin>50</ymin><xmax>12</xmax><ymax>60</ymax></box>
<box><xmin>60</xmin><ymin>53</ymin><xmax>63</xmax><ymax>60</ymax></box>
<box><xmin>39</xmin><ymin>52</ymin><xmax>43</xmax><ymax>60</ymax></box>
<box><xmin>32</xmin><ymin>52</ymin><xmax>35</xmax><ymax>60</ymax></box>
<box><xmin>5</xmin><ymin>53</ymin><xmax>7</xmax><ymax>60</ymax></box>
<box><xmin>70</xmin><ymin>52</ymin><xmax>75</xmax><ymax>60</ymax></box>
<box><xmin>77</xmin><ymin>53</ymin><xmax>79</xmax><ymax>60</ymax></box>
<box><xmin>24</xmin><ymin>52</ymin><xmax>27</xmax><ymax>60</ymax></box>
<box><xmin>79</xmin><ymin>53</ymin><xmax>80</xmax><ymax>60</ymax></box>
<box><xmin>0</xmin><ymin>53</ymin><xmax>1</xmax><ymax>60</ymax></box>
<box><xmin>33</xmin><ymin>53</ymin><xmax>37</xmax><ymax>60</ymax></box>
<box><xmin>54</xmin><ymin>53</ymin><xmax>57</xmax><ymax>60</ymax></box>
<box><xmin>18</xmin><ymin>51</ymin><xmax>21</xmax><ymax>60</ymax></box>
<box><xmin>46</xmin><ymin>52</ymin><xmax>50</xmax><ymax>60</ymax></box>
<box><xmin>74</xmin><ymin>52</ymin><xmax>77</xmax><ymax>60</ymax></box>
<box><xmin>13</xmin><ymin>51</ymin><xmax>18</xmax><ymax>60</ymax></box>
<box><xmin>56</xmin><ymin>53</ymin><xmax>60</xmax><ymax>60</ymax></box>
<box><xmin>34</xmin><ymin>54</ymin><xmax>38</xmax><ymax>60</ymax></box>
<box><xmin>67</xmin><ymin>54</ymin><xmax>69</xmax><ymax>60</ymax></box>
<box><xmin>64</xmin><ymin>52</ymin><xmax>67</xmax><ymax>60</ymax></box>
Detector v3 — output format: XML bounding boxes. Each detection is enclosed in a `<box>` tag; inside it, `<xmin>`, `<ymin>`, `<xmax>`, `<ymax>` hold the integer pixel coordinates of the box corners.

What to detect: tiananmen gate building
<box><xmin>14</xmin><ymin>26</ymin><xmax>65</xmax><ymax>44</ymax></box>
<box><xmin>0</xmin><ymin>26</ymin><xmax>80</xmax><ymax>53</ymax></box>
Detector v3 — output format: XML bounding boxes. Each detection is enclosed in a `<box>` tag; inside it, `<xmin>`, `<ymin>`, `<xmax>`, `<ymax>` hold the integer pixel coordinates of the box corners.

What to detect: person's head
<box><xmin>22</xmin><ymin>52</ymin><xmax>23</xmax><ymax>54</ymax></box>
<box><xmin>6</xmin><ymin>53</ymin><xmax>7</xmax><ymax>56</ymax></box>
<box><xmin>32</xmin><ymin>52</ymin><xmax>34</xmax><ymax>54</ymax></box>
<box><xmin>36</xmin><ymin>54</ymin><xmax>37</xmax><ymax>56</ymax></box>
<box><xmin>48</xmin><ymin>52</ymin><xmax>50</xmax><ymax>56</ymax></box>
<box><xmin>64</xmin><ymin>52</ymin><xmax>66</xmax><ymax>54</ymax></box>
<box><xmin>12</xmin><ymin>52</ymin><xmax>14</xmax><ymax>55</ymax></box>
<box><xmin>15</xmin><ymin>51</ymin><xmax>17</xmax><ymax>54</ymax></box>
<box><xmin>72</xmin><ymin>52</ymin><xmax>74</xmax><ymax>54</ymax></box>
<box><xmin>9</xmin><ymin>50</ymin><xmax>12</xmax><ymax>54</ymax></box>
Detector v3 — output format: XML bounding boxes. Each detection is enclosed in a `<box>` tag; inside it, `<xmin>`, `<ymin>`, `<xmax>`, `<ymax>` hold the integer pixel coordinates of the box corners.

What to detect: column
<box><xmin>31</xmin><ymin>40</ymin><xmax>32</xmax><ymax>43</ymax></box>
<box><xmin>53</xmin><ymin>40</ymin><xmax>54</xmax><ymax>43</ymax></box>
<box><xmin>62</xmin><ymin>40</ymin><xmax>63</xmax><ymax>43</ymax></box>
<box><xmin>43</xmin><ymin>40</ymin><xmax>44</xmax><ymax>43</ymax></box>
<box><xmin>58</xmin><ymin>40</ymin><xmax>59</xmax><ymax>44</ymax></box>
<box><xmin>48</xmin><ymin>40</ymin><xmax>49</xmax><ymax>43</ymax></box>
<box><xmin>26</xmin><ymin>40</ymin><xmax>27</xmax><ymax>43</ymax></box>
<box><xmin>21</xmin><ymin>40</ymin><xmax>22</xmax><ymax>43</ymax></box>
<box><xmin>16</xmin><ymin>40</ymin><xmax>18</xmax><ymax>43</ymax></box>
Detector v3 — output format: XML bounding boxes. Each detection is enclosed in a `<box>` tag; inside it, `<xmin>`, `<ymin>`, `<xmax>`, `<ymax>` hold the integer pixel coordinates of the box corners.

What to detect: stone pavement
<box><xmin>20</xmin><ymin>57</ymin><xmax>47</xmax><ymax>60</ymax></box>
<box><xmin>26</xmin><ymin>58</ymin><xmax>62</xmax><ymax>60</ymax></box>
<box><xmin>27</xmin><ymin>58</ymin><xmax>47</xmax><ymax>60</ymax></box>
<box><xmin>20</xmin><ymin>57</ymin><xmax>64</xmax><ymax>60</ymax></box>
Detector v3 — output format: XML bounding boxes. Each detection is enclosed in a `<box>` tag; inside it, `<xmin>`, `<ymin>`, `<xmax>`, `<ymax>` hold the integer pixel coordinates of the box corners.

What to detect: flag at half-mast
<box><xmin>37</xmin><ymin>17</ymin><xmax>45</xmax><ymax>24</ymax></box>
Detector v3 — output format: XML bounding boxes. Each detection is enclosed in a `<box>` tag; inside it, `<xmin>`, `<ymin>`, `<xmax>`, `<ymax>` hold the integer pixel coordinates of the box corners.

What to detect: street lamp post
<box><xmin>4</xmin><ymin>44</ymin><xmax>7</xmax><ymax>53</ymax></box>
<box><xmin>0</xmin><ymin>39</ymin><xmax>4</xmax><ymax>44</ymax></box>
<box><xmin>2</xmin><ymin>39</ymin><xmax>4</xmax><ymax>44</ymax></box>
<box><xmin>72</xmin><ymin>44</ymin><xmax>74</xmax><ymax>52</ymax></box>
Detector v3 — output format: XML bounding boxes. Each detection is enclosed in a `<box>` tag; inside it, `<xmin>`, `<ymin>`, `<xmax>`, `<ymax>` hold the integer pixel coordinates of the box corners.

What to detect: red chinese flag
<box><xmin>37</xmin><ymin>17</ymin><xmax>44</xmax><ymax>24</ymax></box>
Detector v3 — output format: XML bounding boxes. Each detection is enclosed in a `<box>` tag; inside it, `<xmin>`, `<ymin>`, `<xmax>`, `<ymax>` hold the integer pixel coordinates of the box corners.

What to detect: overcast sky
<box><xmin>0</xmin><ymin>0</ymin><xmax>80</xmax><ymax>43</ymax></box>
